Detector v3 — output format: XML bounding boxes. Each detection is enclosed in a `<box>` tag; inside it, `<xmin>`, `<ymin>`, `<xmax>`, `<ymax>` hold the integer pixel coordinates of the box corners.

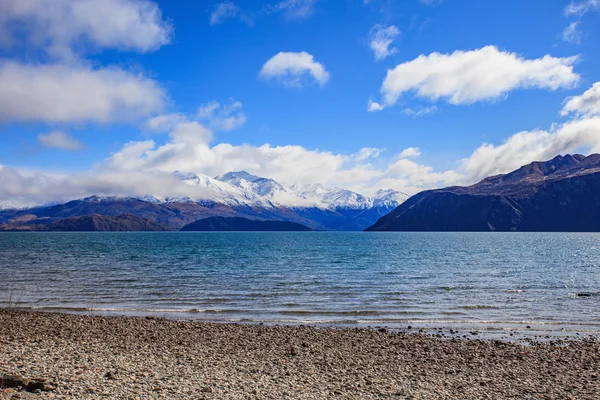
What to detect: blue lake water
<box><xmin>1</xmin><ymin>232</ymin><xmax>600</xmax><ymax>335</ymax></box>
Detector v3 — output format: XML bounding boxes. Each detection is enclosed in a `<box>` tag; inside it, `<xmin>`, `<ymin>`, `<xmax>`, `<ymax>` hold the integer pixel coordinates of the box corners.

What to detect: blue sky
<box><xmin>1</xmin><ymin>0</ymin><xmax>600</xmax><ymax>206</ymax></box>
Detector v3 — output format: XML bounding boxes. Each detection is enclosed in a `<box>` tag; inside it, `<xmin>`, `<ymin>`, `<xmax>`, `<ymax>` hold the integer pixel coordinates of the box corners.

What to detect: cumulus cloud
<box><xmin>564</xmin><ymin>0</ymin><xmax>599</xmax><ymax>16</ymax></box>
<box><xmin>459</xmin><ymin>117</ymin><xmax>600</xmax><ymax>182</ymax></box>
<box><xmin>367</xmin><ymin>100</ymin><xmax>384</xmax><ymax>112</ymax></box>
<box><xmin>0</xmin><ymin>61</ymin><xmax>166</xmax><ymax>124</ymax></box>
<box><xmin>562</xmin><ymin>21</ymin><xmax>582</xmax><ymax>44</ymax></box>
<box><xmin>0</xmin><ymin>0</ymin><xmax>169</xmax><ymax>125</ymax></box>
<box><xmin>561</xmin><ymin>82</ymin><xmax>600</xmax><ymax>117</ymax></box>
<box><xmin>369</xmin><ymin>24</ymin><xmax>400</xmax><ymax>61</ymax></box>
<box><xmin>398</xmin><ymin>147</ymin><xmax>421</xmax><ymax>158</ymax></box>
<box><xmin>0</xmin><ymin>0</ymin><xmax>172</xmax><ymax>60</ymax></box>
<box><xmin>5</xmin><ymin>115</ymin><xmax>600</xmax><ymax>207</ymax></box>
<box><xmin>259</xmin><ymin>51</ymin><xmax>329</xmax><ymax>87</ymax></box>
<box><xmin>37</xmin><ymin>131</ymin><xmax>83</xmax><ymax>151</ymax></box>
<box><xmin>268</xmin><ymin>0</ymin><xmax>317</xmax><ymax>19</ymax></box>
<box><xmin>353</xmin><ymin>147</ymin><xmax>386</xmax><ymax>161</ymax></box>
<box><xmin>376</xmin><ymin>46</ymin><xmax>579</xmax><ymax>108</ymax></box>
<box><xmin>145</xmin><ymin>113</ymin><xmax>186</xmax><ymax>133</ymax></box>
<box><xmin>0</xmin><ymin>165</ymin><xmax>222</xmax><ymax>209</ymax></box>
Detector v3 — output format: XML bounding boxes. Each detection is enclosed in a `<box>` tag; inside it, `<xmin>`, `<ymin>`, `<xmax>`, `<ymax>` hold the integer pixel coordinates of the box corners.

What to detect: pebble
<box><xmin>0</xmin><ymin>310</ymin><xmax>598</xmax><ymax>399</ymax></box>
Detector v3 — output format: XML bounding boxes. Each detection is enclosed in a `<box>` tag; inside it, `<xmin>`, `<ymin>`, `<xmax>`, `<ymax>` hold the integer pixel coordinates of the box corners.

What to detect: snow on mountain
<box><xmin>372</xmin><ymin>189</ymin><xmax>410</xmax><ymax>208</ymax></box>
<box><xmin>216</xmin><ymin>171</ymin><xmax>284</xmax><ymax>197</ymax></box>
<box><xmin>289</xmin><ymin>184</ymin><xmax>370</xmax><ymax>209</ymax></box>
<box><xmin>288</xmin><ymin>183</ymin><xmax>409</xmax><ymax>210</ymax></box>
<box><xmin>120</xmin><ymin>170</ymin><xmax>410</xmax><ymax>211</ymax></box>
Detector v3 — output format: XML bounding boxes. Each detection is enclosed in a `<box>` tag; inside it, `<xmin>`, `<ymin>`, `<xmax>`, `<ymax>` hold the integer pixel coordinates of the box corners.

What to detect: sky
<box><xmin>1</xmin><ymin>0</ymin><xmax>600</xmax><ymax>207</ymax></box>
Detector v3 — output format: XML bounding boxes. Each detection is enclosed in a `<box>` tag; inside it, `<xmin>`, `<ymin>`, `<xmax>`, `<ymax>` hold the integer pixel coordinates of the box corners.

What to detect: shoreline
<box><xmin>1</xmin><ymin>309</ymin><xmax>599</xmax><ymax>399</ymax></box>
<box><xmin>11</xmin><ymin>306</ymin><xmax>600</xmax><ymax>343</ymax></box>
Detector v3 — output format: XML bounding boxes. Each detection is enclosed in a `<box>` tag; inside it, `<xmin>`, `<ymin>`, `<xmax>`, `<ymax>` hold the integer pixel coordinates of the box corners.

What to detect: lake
<box><xmin>1</xmin><ymin>232</ymin><xmax>599</xmax><ymax>336</ymax></box>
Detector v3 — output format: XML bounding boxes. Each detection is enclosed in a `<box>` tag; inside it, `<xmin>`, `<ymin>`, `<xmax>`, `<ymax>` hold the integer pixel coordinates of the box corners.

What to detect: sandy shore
<box><xmin>1</xmin><ymin>310</ymin><xmax>599</xmax><ymax>399</ymax></box>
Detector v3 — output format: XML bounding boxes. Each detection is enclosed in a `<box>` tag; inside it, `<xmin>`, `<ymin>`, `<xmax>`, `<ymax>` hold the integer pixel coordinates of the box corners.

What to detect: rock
<box><xmin>104</xmin><ymin>371</ymin><xmax>118</xmax><ymax>380</ymax></box>
<box><xmin>201</xmin><ymin>386</ymin><xmax>214</xmax><ymax>393</ymax></box>
<box><xmin>25</xmin><ymin>380</ymin><xmax>54</xmax><ymax>392</ymax></box>
<box><xmin>378</xmin><ymin>328</ymin><xmax>388</xmax><ymax>333</ymax></box>
<box><xmin>0</xmin><ymin>376</ymin><xmax>54</xmax><ymax>392</ymax></box>
<box><xmin>288</xmin><ymin>345</ymin><xmax>298</xmax><ymax>356</ymax></box>
<box><xmin>0</xmin><ymin>375</ymin><xmax>29</xmax><ymax>388</ymax></box>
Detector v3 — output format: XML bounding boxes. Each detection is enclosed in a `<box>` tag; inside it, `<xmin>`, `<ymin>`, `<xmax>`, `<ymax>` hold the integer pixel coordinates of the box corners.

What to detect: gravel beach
<box><xmin>1</xmin><ymin>310</ymin><xmax>599</xmax><ymax>399</ymax></box>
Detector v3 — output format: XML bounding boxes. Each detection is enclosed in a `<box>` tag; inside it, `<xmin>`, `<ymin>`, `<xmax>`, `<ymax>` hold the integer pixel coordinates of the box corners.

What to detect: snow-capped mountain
<box><xmin>216</xmin><ymin>171</ymin><xmax>285</xmax><ymax>197</ymax></box>
<box><xmin>167</xmin><ymin>170</ymin><xmax>410</xmax><ymax>211</ymax></box>
<box><xmin>289</xmin><ymin>183</ymin><xmax>409</xmax><ymax>210</ymax></box>
<box><xmin>168</xmin><ymin>171</ymin><xmax>259</xmax><ymax>206</ymax></box>
<box><xmin>373</xmin><ymin>189</ymin><xmax>410</xmax><ymax>208</ymax></box>
<box><xmin>0</xmin><ymin>170</ymin><xmax>410</xmax><ymax>231</ymax></box>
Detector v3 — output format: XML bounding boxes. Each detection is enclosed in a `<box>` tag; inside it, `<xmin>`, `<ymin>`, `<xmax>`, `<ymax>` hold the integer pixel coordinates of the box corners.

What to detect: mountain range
<box><xmin>0</xmin><ymin>171</ymin><xmax>408</xmax><ymax>231</ymax></box>
<box><xmin>367</xmin><ymin>154</ymin><xmax>600</xmax><ymax>232</ymax></box>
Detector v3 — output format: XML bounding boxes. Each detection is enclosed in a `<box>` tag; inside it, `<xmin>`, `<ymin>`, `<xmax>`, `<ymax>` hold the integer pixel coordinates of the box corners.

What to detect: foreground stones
<box><xmin>0</xmin><ymin>375</ymin><xmax>54</xmax><ymax>393</ymax></box>
<box><xmin>0</xmin><ymin>310</ymin><xmax>599</xmax><ymax>399</ymax></box>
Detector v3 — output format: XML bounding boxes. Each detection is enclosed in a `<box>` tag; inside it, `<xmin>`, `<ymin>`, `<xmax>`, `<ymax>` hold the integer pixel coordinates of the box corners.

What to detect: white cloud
<box><xmin>259</xmin><ymin>51</ymin><xmax>329</xmax><ymax>87</ymax></box>
<box><xmin>145</xmin><ymin>113</ymin><xmax>186</xmax><ymax>133</ymax></box>
<box><xmin>209</xmin><ymin>2</ymin><xmax>253</xmax><ymax>26</ymax></box>
<box><xmin>210</xmin><ymin>2</ymin><xmax>239</xmax><ymax>24</ymax></box>
<box><xmin>561</xmin><ymin>82</ymin><xmax>600</xmax><ymax>117</ymax></box>
<box><xmin>377</xmin><ymin>46</ymin><xmax>579</xmax><ymax>108</ymax></box>
<box><xmin>565</xmin><ymin>0</ymin><xmax>599</xmax><ymax>16</ymax></box>
<box><xmin>197</xmin><ymin>99</ymin><xmax>246</xmax><ymax>131</ymax></box>
<box><xmin>4</xmin><ymin>115</ymin><xmax>600</xmax><ymax>207</ymax></box>
<box><xmin>37</xmin><ymin>131</ymin><xmax>83</xmax><ymax>151</ymax></box>
<box><xmin>0</xmin><ymin>0</ymin><xmax>172</xmax><ymax>60</ymax></box>
<box><xmin>398</xmin><ymin>147</ymin><xmax>421</xmax><ymax>158</ymax></box>
<box><xmin>268</xmin><ymin>0</ymin><xmax>317</xmax><ymax>19</ymax></box>
<box><xmin>353</xmin><ymin>147</ymin><xmax>385</xmax><ymax>161</ymax></box>
<box><xmin>369</xmin><ymin>24</ymin><xmax>400</xmax><ymax>61</ymax></box>
<box><xmin>401</xmin><ymin>106</ymin><xmax>438</xmax><ymax>117</ymax></box>
<box><xmin>562</xmin><ymin>21</ymin><xmax>582</xmax><ymax>44</ymax></box>
<box><xmin>0</xmin><ymin>61</ymin><xmax>166</xmax><ymax>124</ymax></box>
<box><xmin>367</xmin><ymin>100</ymin><xmax>384</xmax><ymax>112</ymax></box>
<box><xmin>458</xmin><ymin>117</ymin><xmax>600</xmax><ymax>182</ymax></box>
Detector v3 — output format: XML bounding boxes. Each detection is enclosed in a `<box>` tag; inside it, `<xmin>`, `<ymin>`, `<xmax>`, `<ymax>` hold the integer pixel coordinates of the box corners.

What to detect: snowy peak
<box><xmin>169</xmin><ymin>171</ymin><xmax>259</xmax><ymax>206</ymax></box>
<box><xmin>215</xmin><ymin>171</ymin><xmax>286</xmax><ymax>197</ymax></box>
<box><xmin>288</xmin><ymin>184</ymin><xmax>405</xmax><ymax>210</ymax></box>
<box><xmin>216</xmin><ymin>171</ymin><xmax>267</xmax><ymax>184</ymax></box>
<box><xmin>373</xmin><ymin>189</ymin><xmax>409</xmax><ymax>206</ymax></box>
<box><xmin>164</xmin><ymin>170</ymin><xmax>409</xmax><ymax>210</ymax></box>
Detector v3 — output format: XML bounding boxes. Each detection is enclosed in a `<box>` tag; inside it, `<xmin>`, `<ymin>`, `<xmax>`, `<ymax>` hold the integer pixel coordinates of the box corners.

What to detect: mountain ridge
<box><xmin>366</xmin><ymin>154</ymin><xmax>600</xmax><ymax>232</ymax></box>
<box><xmin>0</xmin><ymin>171</ymin><xmax>409</xmax><ymax>231</ymax></box>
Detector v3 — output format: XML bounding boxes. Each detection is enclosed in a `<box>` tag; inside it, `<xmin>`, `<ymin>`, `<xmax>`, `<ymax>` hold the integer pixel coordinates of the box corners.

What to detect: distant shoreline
<box><xmin>1</xmin><ymin>309</ymin><xmax>598</xmax><ymax>399</ymax></box>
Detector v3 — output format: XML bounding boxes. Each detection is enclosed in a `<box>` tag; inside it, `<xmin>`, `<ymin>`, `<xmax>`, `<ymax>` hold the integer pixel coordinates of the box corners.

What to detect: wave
<box><xmin>461</xmin><ymin>305</ymin><xmax>500</xmax><ymax>309</ymax></box>
<box><xmin>9</xmin><ymin>306</ymin><xmax>600</xmax><ymax>331</ymax></box>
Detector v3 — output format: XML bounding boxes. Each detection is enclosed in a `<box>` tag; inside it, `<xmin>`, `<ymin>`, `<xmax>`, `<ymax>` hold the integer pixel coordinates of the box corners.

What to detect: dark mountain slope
<box><xmin>367</xmin><ymin>154</ymin><xmax>600</xmax><ymax>232</ymax></box>
<box><xmin>180</xmin><ymin>217</ymin><xmax>313</xmax><ymax>231</ymax></box>
<box><xmin>49</xmin><ymin>214</ymin><xmax>170</xmax><ymax>231</ymax></box>
<box><xmin>0</xmin><ymin>196</ymin><xmax>397</xmax><ymax>231</ymax></box>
